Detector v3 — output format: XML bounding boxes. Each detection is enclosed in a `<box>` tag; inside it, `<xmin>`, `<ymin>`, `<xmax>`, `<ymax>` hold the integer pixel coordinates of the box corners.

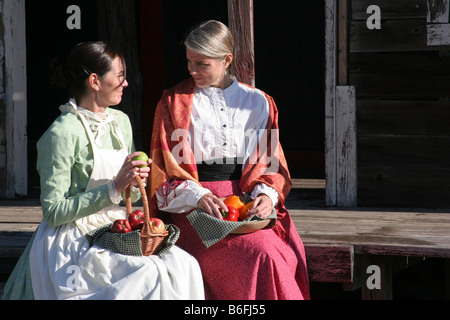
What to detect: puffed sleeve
<box><xmin>37</xmin><ymin>122</ymin><xmax>114</xmax><ymax>228</ymax></box>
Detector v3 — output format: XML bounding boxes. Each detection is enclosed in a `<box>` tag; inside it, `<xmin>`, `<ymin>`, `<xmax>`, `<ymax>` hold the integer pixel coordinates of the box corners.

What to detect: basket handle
<box><xmin>125</xmin><ymin>176</ymin><xmax>151</xmax><ymax>223</ymax></box>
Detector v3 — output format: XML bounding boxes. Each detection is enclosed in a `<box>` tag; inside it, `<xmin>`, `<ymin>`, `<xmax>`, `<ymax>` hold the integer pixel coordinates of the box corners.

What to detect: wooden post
<box><xmin>325</xmin><ymin>0</ymin><xmax>337</xmax><ymax>206</ymax></box>
<box><xmin>336</xmin><ymin>86</ymin><xmax>357</xmax><ymax>207</ymax></box>
<box><xmin>325</xmin><ymin>0</ymin><xmax>357</xmax><ymax>207</ymax></box>
<box><xmin>3</xmin><ymin>0</ymin><xmax>28</xmax><ymax>198</ymax></box>
<box><xmin>227</xmin><ymin>0</ymin><xmax>255</xmax><ymax>86</ymax></box>
<box><xmin>427</xmin><ymin>0</ymin><xmax>449</xmax><ymax>23</ymax></box>
<box><xmin>338</xmin><ymin>0</ymin><xmax>348</xmax><ymax>85</ymax></box>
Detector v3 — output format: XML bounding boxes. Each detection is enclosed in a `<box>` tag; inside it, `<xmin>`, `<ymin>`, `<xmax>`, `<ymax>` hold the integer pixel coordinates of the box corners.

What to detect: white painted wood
<box><xmin>336</xmin><ymin>86</ymin><xmax>357</xmax><ymax>207</ymax></box>
<box><xmin>427</xmin><ymin>0</ymin><xmax>449</xmax><ymax>23</ymax></box>
<box><xmin>427</xmin><ymin>23</ymin><xmax>450</xmax><ymax>45</ymax></box>
<box><xmin>325</xmin><ymin>0</ymin><xmax>337</xmax><ymax>206</ymax></box>
<box><xmin>3</xmin><ymin>0</ymin><xmax>28</xmax><ymax>197</ymax></box>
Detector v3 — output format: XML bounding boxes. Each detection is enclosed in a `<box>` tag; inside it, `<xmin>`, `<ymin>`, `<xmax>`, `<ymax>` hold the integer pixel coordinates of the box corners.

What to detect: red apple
<box><xmin>128</xmin><ymin>210</ymin><xmax>144</xmax><ymax>230</ymax></box>
<box><xmin>149</xmin><ymin>217</ymin><xmax>165</xmax><ymax>234</ymax></box>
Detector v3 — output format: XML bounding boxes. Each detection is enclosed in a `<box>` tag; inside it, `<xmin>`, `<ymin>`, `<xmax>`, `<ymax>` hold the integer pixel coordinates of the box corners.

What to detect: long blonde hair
<box><xmin>185</xmin><ymin>20</ymin><xmax>235</xmax><ymax>60</ymax></box>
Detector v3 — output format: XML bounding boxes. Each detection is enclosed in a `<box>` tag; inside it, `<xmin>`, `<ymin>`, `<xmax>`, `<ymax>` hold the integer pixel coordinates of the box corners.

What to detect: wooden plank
<box><xmin>349</xmin><ymin>52</ymin><xmax>450</xmax><ymax>99</ymax></box>
<box><xmin>292</xmin><ymin>208</ymin><xmax>450</xmax><ymax>258</ymax></box>
<box><xmin>227</xmin><ymin>0</ymin><xmax>255</xmax><ymax>86</ymax></box>
<box><xmin>427</xmin><ymin>23</ymin><xmax>450</xmax><ymax>45</ymax></box>
<box><xmin>336</xmin><ymin>86</ymin><xmax>357</xmax><ymax>207</ymax></box>
<box><xmin>350</xmin><ymin>20</ymin><xmax>428</xmax><ymax>53</ymax></box>
<box><xmin>352</xmin><ymin>0</ymin><xmax>427</xmax><ymax>20</ymax></box>
<box><xmin>428</xmin><ymin>0</ymin><xmax>450</xmax><ymax>23</ymax></box>
<box><xmin>0</xmin><ymin>232</ymin><xmax>33</xmax><ymax>258</ymax></box>
<box><xmin>305</xmin><ymin>245</ymin><xmax>354</xmax><ymax>283</ymax></box>
<box><xmin>325</xmin><ymin>0</ymin><xmax>337</xmax><ymax>206</ymax></box>
<box><xmin>0</xmin><ymin>224</ymin><xmax>38</xmax><ymax>233</ymax></box>
<box><xmin>291</xmin><ymin>179</ymin><xmax>326</xmax><ymax>189</ymax></box>
<box><xmin>296</xmin><ymin>218</ymin><xmax>450</xmax><ymax>237</ymax></box>
<box><xmin>0</xmin><ymin>207</ymin><xmax>42</xmax><ymax>223</ymax></box>
<box><xmin>3</xmin><ymin>0</ymin><xmax>28</xmax><ymax>198</ymax></box>
<box><xmin>358</xmin><ymin>134</ymin><xmax>450</xmax><ymax>169</ymax></box>
<box><xmin>357</xmin><ymin>134</ymin><xmax>450</xmax><ymax>208</ymax></box>
<box><xmin>338</xmin><ymin>0</ymin><xmax>348</xmax><ymax>85</ymax></box>
<box><xmin>357</xmin><ymin>100</ymin><xmax>450</xmax><ymax>135</ymax></box>
<box><xmin>358</xmin><ymin>166</ymin><xmax>450</xmax><ymax>208</ymax></box>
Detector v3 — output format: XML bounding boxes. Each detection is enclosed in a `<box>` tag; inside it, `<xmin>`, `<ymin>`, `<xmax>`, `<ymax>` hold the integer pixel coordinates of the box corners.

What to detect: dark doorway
<box><xmin>139</xmin><ymin>0</ymin><xmax>229</xmax><ymax>151</ymax></box>
<box><xmin>140</xmin><ymin>2</ymin><xmax>326</xmax><ymax>181</ymax></box>
<box><xmin>25</xmin><ymin>1</ymin><xmax>99</xmax><ymax>198</ymax></box>
<box><xmin>254</xmin><ymin>2</ymin><xmax>325</xmax><ymax>179</ymax></box>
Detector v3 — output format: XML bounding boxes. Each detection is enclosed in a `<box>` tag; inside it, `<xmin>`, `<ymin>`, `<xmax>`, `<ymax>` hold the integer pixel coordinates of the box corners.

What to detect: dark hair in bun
<box><xmin>51</xmin><ymin>41</ymin><xmax>126</xmax><ymax>101</ymax></box>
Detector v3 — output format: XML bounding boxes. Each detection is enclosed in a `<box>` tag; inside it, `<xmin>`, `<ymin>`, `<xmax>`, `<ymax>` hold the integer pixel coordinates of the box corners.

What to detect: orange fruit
<box><xmin>239</xmin><ymin>201</ymin><xmax>254</xmax><ymax>221</ymax></box>
<box><xmin>223</xmin><ymin>195</ymin><xmax>245</xmax><ymax>212</ymax></box>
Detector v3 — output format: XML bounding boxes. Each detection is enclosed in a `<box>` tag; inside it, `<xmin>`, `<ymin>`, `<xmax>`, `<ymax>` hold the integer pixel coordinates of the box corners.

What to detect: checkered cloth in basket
<box><xmin>86</xmin><ymin>223</ymin><xmax>180</xmax><ymax>258</ymax></box>
<box><xmin>187</xmin><ymin>193</ymin><xmax>277</xmax><ymax>248</ymax></box>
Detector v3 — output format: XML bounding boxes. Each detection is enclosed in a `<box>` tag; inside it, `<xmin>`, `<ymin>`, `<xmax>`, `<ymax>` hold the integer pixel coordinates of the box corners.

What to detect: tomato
<box><xmin>239</xmin><ymin>201</ymin><xmax>254</xmax><ymax>221</ymax></box>
<box><xmin>132</xmin><ymin>151</ymin><xmax>149</xmax><ymax>168</ymax></box>
<box><xmin>223</xmin><ymin>195</ymin><xmax>245</xmax><ymax>213</ymax></box>
<box><xmin>221</xmin><ymin>205</ymin><xmax>239</xmax><ymax>222</ymax></box>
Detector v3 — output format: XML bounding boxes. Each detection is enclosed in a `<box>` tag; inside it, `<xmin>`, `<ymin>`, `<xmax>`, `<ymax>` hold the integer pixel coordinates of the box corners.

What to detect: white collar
<box><xmin>60</xmin><ymin>99</ymin><xmax>123</xmax><ymax>147</ymax></box>
<box><xmin>200</xmin><ymin>76</ymin><xmax>239</xmax><ymax>98</ymax></box>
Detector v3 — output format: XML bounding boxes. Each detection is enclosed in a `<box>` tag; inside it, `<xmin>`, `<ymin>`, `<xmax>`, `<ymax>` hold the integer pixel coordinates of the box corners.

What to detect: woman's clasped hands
<box><xmin>198</xmin><ymin>193</ymin><xmax>273</xmax><ymax>220</ymax></box>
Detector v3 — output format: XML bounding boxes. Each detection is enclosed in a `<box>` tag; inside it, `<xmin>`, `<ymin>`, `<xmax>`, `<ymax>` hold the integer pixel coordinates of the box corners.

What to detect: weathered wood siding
<box><xmin>1</xmin><ymin>0</ymin><xmax>27</xmax><ymax>198</ymax></box>
<box><xmin>349</xmin><ymin>0</ymin><xmax>450</xmax><ymax>207</ymax></box>
<box><xmin>0</xmin><ymin>7</ymin><xmax>6</xmax><ymax>197</ymax></box>
<box><xmin>227</xmin><ymin>0</ymin><xmax>255</xmax><ymax>86</ymax></box>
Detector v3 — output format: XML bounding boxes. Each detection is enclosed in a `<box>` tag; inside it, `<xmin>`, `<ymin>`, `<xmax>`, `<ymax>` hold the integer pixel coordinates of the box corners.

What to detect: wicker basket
<box><xmin>125</xmin><ymin>176</ymin><xmax>169</xmax><ymax>256</ymax></box>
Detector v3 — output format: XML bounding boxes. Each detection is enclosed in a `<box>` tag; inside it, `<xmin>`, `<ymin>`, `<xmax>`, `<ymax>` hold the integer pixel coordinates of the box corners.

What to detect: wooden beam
<box><xmin>227</xmin><ymin>0</ymin><xmax>255</xmax><ymax>86</ymax></box>
<box><xmin>428</xmin><ymin>23</ymin><xmax>450</xmax><ymax>45</ymax></box>
<box><xmin>325</xmin><ymin>0</ymin><xmax>337</xmax><ymax>206</ymax></box>
<box><xmin>351</xmin><ymin>20</ymin><xmax>428</xmax><ymax>53</ymax></box>
<box><xmin>352</xmin><ymin>0</ymin><xmax>428</xmax><ymax>20</ymax></box>
<box><xmin>3</xmin><ymin>0</ymin><xmax>28</xmax><ymax>198</ymax></box>
<box><xmin>427</xmin><ymin>0</ymin><xmax>450</xmax><ymax>23</ymax></box>
<box><xmin>349</xmin><ymin>52</ymin><xmax>450</xmax><ymax>100</ymax></box>
<box><xmin>336</xmin><ymin>86</ymin><xmax>357</xmax><ymax>207</ymax></box>
<box><xmin>338</xmin><ymin>0</ymin><xmax>348</xmax><ymax>85</ymax></box>
<box><xmin>305</xmin><ymin>245</ymin><xmax>354</xmax><ymax>283</ymax></box>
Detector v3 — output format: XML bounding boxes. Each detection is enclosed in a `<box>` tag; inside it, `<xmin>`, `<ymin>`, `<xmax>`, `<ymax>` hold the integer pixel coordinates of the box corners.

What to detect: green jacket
<box><xmin>2</xmin><ymin>107</ymin><xmax>139</xmax><ymax>300</ymax></box>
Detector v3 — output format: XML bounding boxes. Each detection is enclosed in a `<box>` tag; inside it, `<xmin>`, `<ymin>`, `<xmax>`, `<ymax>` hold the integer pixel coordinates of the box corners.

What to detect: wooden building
<box><xmin>3</xmin><ymin>0</ymin><xmax>449</xmax><ymax>209</ymax></box>
<box><xmin>326</xmin><ymin>0</ymin><xmax>450</xmax><ymax>208</ymax></box>
<box><xmin>0</xmin><ymin>0</ymin><xmax>325</xmax><ymax>200</ymax></box>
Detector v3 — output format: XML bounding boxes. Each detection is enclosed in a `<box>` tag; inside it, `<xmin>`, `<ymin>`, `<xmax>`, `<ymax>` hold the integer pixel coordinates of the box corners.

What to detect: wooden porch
<box><xmin>2</xmin><ymin>179</ymin><xmax>450</xmax><ymax>300</ymax></box>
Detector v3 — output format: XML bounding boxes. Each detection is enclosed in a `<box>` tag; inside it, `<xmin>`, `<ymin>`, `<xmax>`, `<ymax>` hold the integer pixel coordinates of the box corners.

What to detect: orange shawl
<box><xmin>149</xmin><ymin>78</ymin><xmax>292</xmax><ymax>215</ymax></box>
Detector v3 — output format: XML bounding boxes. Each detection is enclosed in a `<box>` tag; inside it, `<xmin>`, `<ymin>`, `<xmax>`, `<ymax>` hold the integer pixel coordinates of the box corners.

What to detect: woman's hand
<box><xmin>246</xmin><ymin>194</ymin><xmax>273</xmax><ymax>219</ymax></box>
<box><xmin>113</xmin><ymin>152</ymin><xmax>152</xmax><ymax>193</ymax></box>
<box><xmin>198</xmin><ymin>193</ymin><xmax>228</xmax><ymax>219</ymax></box>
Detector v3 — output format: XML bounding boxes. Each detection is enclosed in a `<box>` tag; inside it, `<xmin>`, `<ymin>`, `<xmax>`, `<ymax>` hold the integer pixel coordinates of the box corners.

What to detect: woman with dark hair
<box><xmin>2</xmin><ymin>42</ymin><xmax>204</xmax><ymax>300</ymax></box>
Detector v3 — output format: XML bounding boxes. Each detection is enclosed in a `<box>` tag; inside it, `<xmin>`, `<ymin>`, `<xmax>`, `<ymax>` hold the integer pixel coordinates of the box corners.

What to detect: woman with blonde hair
<box><xmin>149</xmin><ymin>21</ymin><xmax>310</xmax><ymax>300</ymax></box>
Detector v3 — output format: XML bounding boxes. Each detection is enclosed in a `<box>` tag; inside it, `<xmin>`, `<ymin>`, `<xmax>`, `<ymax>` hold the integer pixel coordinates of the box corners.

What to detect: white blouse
<box><xmin>156</xmin><ymin>78</ymin><xmax>279</xmax><ymax>213</ymax></box>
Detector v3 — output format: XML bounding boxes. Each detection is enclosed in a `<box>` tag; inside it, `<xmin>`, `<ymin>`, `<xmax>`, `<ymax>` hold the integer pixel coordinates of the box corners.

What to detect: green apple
<box><xmin>132</xmin><ymin>151</ymin><xmax>149</xmax><ymax>168</ymax></box>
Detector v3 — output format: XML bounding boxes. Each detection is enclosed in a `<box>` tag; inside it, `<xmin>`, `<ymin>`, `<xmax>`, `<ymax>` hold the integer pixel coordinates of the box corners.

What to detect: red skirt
<box><xmin>165</xmin><ymin>180</ymin><xmax>310</xmax><ymax>300</ymax></box>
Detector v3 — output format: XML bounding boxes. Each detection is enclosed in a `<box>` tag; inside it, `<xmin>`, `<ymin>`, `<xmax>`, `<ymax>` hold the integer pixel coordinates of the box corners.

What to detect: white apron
<box><xmin>29</xmin><ymin>103</ymin><xmax>204</xmax><ymax>300</ymax></box>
